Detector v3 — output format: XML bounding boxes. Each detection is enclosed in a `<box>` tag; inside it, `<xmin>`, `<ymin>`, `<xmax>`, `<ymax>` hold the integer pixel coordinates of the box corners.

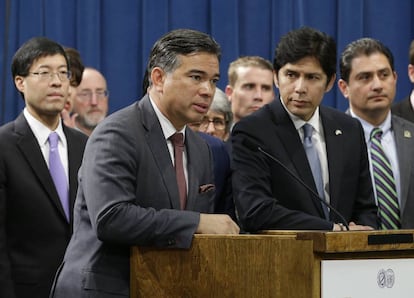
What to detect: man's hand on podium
<box><xmin>196</xmin><ymin>214</ymin><xmax>240</xmax><ymax>234</ymax></box>
<box><xmin>333</xmin><ymin>221</ymin><xmax>375</xmax><ymax>231</ymax></box>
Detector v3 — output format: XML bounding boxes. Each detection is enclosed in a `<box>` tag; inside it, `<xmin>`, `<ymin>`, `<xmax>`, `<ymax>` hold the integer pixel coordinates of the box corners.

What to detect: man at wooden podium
<box><xmin>232</xmin><ymin>27</ymin><xmax>379</xmax><ymax>232</ymax></box>
<box><xmin>50</xmin><ymin>29</ymin><xmax>239</xmax><ymax>297</ymax></box>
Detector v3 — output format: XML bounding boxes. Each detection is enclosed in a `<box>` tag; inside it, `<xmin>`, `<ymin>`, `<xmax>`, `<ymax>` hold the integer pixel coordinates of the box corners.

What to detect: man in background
<box><xmin>0</xmin><ymin>37</ymin><xmax>87</xmax><ymax>298</ymax></box>
<box><xmin>391</xmin><ymin>40</ymin><xmax>414</xmax><ymax>122</ymax></box>
<box><xmin>338</xmin><ymin>37</ymin><xmax>414</xmax><ymax>229</ymax></box>
<box><xmin>72</xmin><ymin>67</ymin><xmax>109</xmax><ymax>135</ymax></box>
<box><xmin>225</xmin><ymin>56</ymin><xmax>275</xmax><ymax>127</ymax></box>
<box><xmin>61</xmin><ymin>47</ymin><xmax>84</xmax><ymax>127</ymax></box>
<box><xmin>232</xmin><ymin>27</ymin><xmax>378</xmax><ymax>232</ymax></box>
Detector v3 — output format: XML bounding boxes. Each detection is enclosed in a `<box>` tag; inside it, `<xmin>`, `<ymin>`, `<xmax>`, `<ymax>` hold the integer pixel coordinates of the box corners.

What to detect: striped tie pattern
<box><xmin>370</xmin><ymin>128</ymin><xmax>401</xmax><ymax>229</ymax></box>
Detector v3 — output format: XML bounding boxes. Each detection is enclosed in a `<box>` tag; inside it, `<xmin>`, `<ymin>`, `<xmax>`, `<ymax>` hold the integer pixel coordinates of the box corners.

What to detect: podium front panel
<box><xmin>321</xmin><ymin>258</ymin><xmax>414</xmax><ymax>298</ymax></box>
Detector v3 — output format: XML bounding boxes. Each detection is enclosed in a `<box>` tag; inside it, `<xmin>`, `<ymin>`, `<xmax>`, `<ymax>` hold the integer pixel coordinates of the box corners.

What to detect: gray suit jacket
<box><xmin>346</xmin><ymin>109</ymin><xmax>414</xmax><ymax>228</ymax></box>
<box><xmin>391</xmin><ymin>115</ymin><xmax>414</xmax><ymax>228</ymax></box>
<box><xmin>51</xmin><ymin>96</ymin><xmax>215</xmax><ymax>297</ymax></box>
<box><xmin>392</xmin><ymin>96</ymin><xmax>414</xmax><ymax>123</ymax></box>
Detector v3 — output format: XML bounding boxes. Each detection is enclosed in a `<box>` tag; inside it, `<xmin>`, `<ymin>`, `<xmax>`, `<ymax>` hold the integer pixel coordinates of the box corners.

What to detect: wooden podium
<box><xmin>130</xmin><ymin>230</ymin><xmax>414</xmax><ymax>297</ymax></box>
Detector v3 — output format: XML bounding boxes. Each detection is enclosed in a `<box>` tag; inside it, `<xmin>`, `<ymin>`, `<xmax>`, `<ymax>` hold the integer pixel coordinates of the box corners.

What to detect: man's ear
<box><xmin>273</xmin><ymin>71</ymin><xmax>279</xmax><ymax>88</ymax></box>
<box><xmin>150</xmin><ymin>67</ymin><xmax>165</xmax><ymax>92</ymax></box>
<box><xmin>225</xmin><ymin>85</ymin><xmax>233</xmax><ymax>102</ymax></box>
<box><xmin>337</xmin><ymin>79</ymin><xmax>349</xmax><ymax>99</ymax></box>
<box><xmin>408</xmin><ymin>64</ymin><xmax>414</xmax><ymax>83</ymax></box>
<box><xmin>325</xmin><ymin>73</ymin><xmax>336</xmax><ymax>93</ymax></box>
<box><xmin>14</xmin><ymin>76</ymin><xmax>25</xmax><ymax>93</ymax></box>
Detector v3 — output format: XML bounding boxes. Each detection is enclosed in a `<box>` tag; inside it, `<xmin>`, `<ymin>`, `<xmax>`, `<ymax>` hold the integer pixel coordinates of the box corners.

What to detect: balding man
<box><xmin>72</xmin><ymin>67</ymin><xmax>109</xmax><ymax>135</ymax></box>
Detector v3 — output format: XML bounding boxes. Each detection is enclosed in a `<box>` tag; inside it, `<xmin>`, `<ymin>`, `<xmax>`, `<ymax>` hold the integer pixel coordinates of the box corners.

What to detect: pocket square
<box><xmin>199</xmin><ymin>184</ymin><xmax>215</xmax><ymax>193</ymax></box>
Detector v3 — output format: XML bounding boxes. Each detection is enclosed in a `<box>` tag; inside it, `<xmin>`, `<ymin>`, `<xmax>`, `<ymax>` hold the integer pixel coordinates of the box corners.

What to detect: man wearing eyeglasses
<box><xmin>71</xmin><ymin>67</ymin><xmax>109</xmax><ymax>136</ymax></box>
<box><xmin>0</xmin><ymin>37</ymin><xmax>87</xmax><ymax>298</ymax></box>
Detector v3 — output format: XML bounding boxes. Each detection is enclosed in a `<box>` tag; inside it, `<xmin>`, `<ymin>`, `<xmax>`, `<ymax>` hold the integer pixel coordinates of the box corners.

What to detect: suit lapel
<box><xmin>392</xmin><ymin>116</ymin><xmax>414</xmax><ymax>212</ymax></box>
<box><xmin>320</xmin><ymin>108</ymin><xmax>345</xmax><ymax>209</ymax></box>
<box><xmin>272</xmin><ymin>100</ymin><xmax>326</xmax><ymax>217</ymax></box>
<box><xmin>15</xmin><ymin>114</ymin><xmax>69</xmax><ymax>220</ymax></box>
<box><xmin>140</xmin><ymin>96</ymin><xmax>181</xmax><ymax>210</ymax></box>
<box><xmin>183</xmin><ymin>128</ymin><xmax>201</xmax><ymax>211</ymax></box>
<box><xmin>64</xmin><ymin>126</ymin><xmax>86</xmax><ymax>220</ymax></box>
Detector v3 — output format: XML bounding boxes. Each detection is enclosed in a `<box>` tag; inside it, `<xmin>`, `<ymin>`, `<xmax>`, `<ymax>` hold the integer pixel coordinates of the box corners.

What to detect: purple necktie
<box><xmin>48</xmin><ymin>132</ymin><xmax>70</xmax><ymax>221</ymax></box>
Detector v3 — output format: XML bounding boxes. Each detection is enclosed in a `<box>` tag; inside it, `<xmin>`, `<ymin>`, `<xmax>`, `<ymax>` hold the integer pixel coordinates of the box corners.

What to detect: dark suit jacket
<box><xmin>386</xmin><ymin>115</ymin><xmax>414</xmax><ymax>228</ymax></box>
<box><xmin>198</xmin><ymin>132</ymin><xmax>235</xmax><ymax>221</ymax></box>
<box><xmin>232</xmin><ymin>99</ymin><xmax>378</xmax><ymax>231</ymax></box>
<box><xmin>392</xmin><ymin>96</ymin><xmax>414</xmax><ymax>123</ymax></box>
<box><xmin>51</xmin><ymin>96</ymin><xmax>216</xmax><ymax>297</ymax></box>
<box><xmin>0</xmin><ymin>113</ymin><xmax>87</xmax><ymax>298</ymax></box>
<box><xmin>345</xmin><ymin>110</ymin><xmax>414</xmax><ymax>228</ymax></box>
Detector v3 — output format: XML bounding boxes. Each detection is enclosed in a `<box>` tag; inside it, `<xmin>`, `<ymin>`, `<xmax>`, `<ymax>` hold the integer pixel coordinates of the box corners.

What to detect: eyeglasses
<box><xmin>29</xmin><ymin>70</ymin><xmax>72</xmax><ymax>82</ymax></box>
<box><xmin>198</xmin><ymin>116</ymin><xmax>226</xmax><ymax>130</ymax></box>
<box><xmin>77</xmin><ymin>90</ymin><xmax>109</xmax><ymax>102</ymax></box>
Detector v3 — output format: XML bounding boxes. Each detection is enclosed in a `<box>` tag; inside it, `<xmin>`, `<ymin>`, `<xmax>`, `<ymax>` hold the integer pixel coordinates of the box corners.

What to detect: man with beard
<box><xmin>72</xmin><ymin>67</ymin><xmax>109</xmax><ymax>135</ymax></box>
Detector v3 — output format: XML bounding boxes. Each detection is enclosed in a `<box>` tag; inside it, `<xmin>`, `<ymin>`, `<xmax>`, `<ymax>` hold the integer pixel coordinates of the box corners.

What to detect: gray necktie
<box><xmin>303</xmin><ymin>124</ymin><xmax>329</xmax><ymax>219</ymax></box>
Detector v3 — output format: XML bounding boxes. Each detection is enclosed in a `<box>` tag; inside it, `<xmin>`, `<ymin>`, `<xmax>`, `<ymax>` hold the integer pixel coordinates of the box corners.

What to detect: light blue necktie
<box><xmin>49</xmin><ymin>132</ymin><xmax>70</xmax><ymax>221</ymax></box>
<box><xmin>303</xmin><ymin>124</ymin><xmax>329</xmax><ymax>219</ymax></box>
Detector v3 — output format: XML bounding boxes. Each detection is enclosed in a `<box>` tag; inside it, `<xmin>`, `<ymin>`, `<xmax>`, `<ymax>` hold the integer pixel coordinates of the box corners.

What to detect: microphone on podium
<box><xmin>242</xmin><ymin>138</ymin><xmax>350</xmax><ymax>231</ymax></box>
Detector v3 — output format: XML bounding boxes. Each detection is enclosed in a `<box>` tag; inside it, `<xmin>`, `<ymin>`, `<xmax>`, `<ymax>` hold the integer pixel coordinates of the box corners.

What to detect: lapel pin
<box><xmin>404</xmin><ymin>130</ymin><xmax>412</xmax><ymax>138</ymax></box>
<box><xmin>335</xmin><ymin>129</ymin><xmax>342</xmax><ymax>136</ymax></box>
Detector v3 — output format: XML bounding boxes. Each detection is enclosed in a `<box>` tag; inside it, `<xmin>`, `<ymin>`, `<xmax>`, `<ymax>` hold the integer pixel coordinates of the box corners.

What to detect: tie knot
<box><xmin>370</xmin><ymin>128</ymin><xmax>383</xmax><ymax>140</ymax></box>
<box><xmin>303</xmin><ymin>124</ymin><xmax>313</xmax><ymax>139</ymax></box>
<box><xmin>48</xmin><ymin>132</ymin><xmax>59</xmax><ymax>149</ymax></box>
<box><xmin>170</xmin><ymin>132</ymin><xmax>184</xmax><ymax>147</ymax></box>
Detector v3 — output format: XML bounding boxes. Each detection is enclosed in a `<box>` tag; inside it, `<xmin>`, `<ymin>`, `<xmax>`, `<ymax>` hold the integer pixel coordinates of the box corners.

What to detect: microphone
<box><xmin>242</xmin><ymin>138</ymin><xmax>350</xmax><ymax>231</ymax></box>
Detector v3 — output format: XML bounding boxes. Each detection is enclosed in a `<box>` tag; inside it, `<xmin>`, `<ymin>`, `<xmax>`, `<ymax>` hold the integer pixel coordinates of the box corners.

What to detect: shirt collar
<box><xmin>23</xmin><ymin>108</ymin><xmax>66</xmax><ymax>147</ymax></box>
<box><xmin>410</xmin><ymin>89</ymin><xmax>414</xmax><ymax>110</ymax></box>
<box><xmin>149</xmin><ymin>96</ymin><xmax>186</xmax><ymax>140</ymax></box>
<box><xmin>279</xmin><ymin>97</ymin><xmax>321</xmax><ymax>132</ymax></box>
<box><xmin>349</xmin><ymin>108</ymin><xmax>392</xmax><ymax>142</ymax></box>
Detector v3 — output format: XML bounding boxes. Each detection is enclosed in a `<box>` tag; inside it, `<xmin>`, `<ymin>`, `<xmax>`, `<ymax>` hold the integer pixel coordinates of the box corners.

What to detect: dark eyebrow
<box><xmin>187</xmin><ymin>69</ymin><xmax>220</xmax><ymax>79</ymax></box>
<box><xmin>355</xmin><ymin>71</ymin><xmax>372</xmax><ymax>77</ymax></box>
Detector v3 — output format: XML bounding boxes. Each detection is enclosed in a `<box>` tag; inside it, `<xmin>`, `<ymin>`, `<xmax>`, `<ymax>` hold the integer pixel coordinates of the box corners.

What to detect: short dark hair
<box><xmin>339</xmin><ymin>38</ymin><xmax>394</xmax><ymax>83</ymax></box>
<box><xmin>65</xmin><ymin>47</ymin><xmax>84</xmax><ymax>87</ymax></box>
<box><xmin>11</xmin><ymin>37</ymin><xmax>69</xmax><ymax>79</ymax></box>
<box><xmin>273</xmin><ymin>26</ymin><xmax>336</xmax><ymax>82</ymax></box>
<box><xmin>146</xmin><ymin>29</ymin><xmax>221</xmax><ymax>86</ymax></box>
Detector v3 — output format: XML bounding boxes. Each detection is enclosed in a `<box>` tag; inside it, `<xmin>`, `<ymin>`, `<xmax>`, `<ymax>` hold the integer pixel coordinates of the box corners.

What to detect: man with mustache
<box><xmin>72</xmin><ymin>67</ymin><xmax>109</xmax><ymax>136</ymax></box>
<box><xmin>338</xmin><ymin>37</ymin><xmax>414</xmax><ymax>229</ymax></box>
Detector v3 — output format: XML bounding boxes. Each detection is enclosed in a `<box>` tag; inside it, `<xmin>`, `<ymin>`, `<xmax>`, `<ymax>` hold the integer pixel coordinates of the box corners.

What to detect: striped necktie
<box><xmin>370</xmin><ymin>128</ymin><xmax>401</xmax><ymax>229</ymax></box>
